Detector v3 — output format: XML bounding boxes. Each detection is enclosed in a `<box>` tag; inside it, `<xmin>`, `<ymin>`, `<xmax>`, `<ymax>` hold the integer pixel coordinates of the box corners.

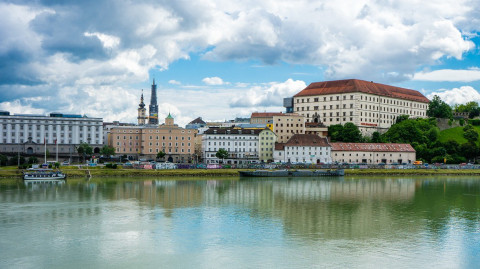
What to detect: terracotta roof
<box><xmin>294</xmin><ymin>79</ymin><xmax>429</xmax><ymax>103</ymax></box>
<box><xmin>330</xmin><ymin>143</ymin><xmax>415</xmax><ymax>152</ymax></box>
<box><xmin>274</xmin><ymin>143</ymin><xmax>285</xmax><ymax>150</ymax></box>
<box><xmin>251</xmin><ymin>112</ymin><xmax>285</xmax><ymax>118</ymax></box>
<box><xmin>284</xmin><ymin>134</ymin><xmax>330</xmax><ymax>147</ymax></box>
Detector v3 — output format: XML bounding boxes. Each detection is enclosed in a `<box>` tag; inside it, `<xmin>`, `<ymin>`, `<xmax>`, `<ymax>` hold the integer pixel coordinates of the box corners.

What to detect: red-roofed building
<box><xmin>292</xmin><ymin>79</ymin><xmax>429</xmax><ymax>135</ymax></box>
<box><xmin>273</xmin><ymin>134</ymin><xmax>332</xmax><ymax>164</ymax></box>
<box><xmin>330</xmin><ymin>142</ymin><xmax>416</xmax><ymax>164</ymax></box>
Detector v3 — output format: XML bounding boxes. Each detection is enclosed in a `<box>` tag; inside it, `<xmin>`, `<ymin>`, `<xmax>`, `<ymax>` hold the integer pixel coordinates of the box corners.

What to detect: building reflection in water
<box><xmin>2</xmin><ymin>177</ymin><xmax>478</xmax><ymax>242</ymax></box>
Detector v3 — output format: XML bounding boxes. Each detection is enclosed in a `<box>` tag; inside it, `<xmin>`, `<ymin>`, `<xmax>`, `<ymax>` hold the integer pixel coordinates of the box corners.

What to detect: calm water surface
<box><xmin>0</xmin><ymin>176</ymin><xmax>479</xmax><ymax>269</ymax></box>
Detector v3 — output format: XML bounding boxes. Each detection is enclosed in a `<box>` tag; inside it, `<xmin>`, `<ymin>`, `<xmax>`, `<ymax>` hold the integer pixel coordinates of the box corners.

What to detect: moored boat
<box><xmin>23</xmin><ymin>168</ymin><xmax>67</xmax><ymax>181</ymax></box>
<box><xmin>239</xmin><ymin>169</ymin><xmax>344</xmax><ymax>177</ymax></box>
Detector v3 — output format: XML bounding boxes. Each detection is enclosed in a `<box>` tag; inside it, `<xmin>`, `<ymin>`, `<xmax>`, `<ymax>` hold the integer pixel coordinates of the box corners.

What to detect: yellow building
<box><xmin>109</xmin><ymin>114</ymin><xmax>197</xmax><ymax>162</ymax></box>
<box><xmin>259</xmin><ymin>129</ymin><xmax>277</xmax><ymax>162</ymax></box>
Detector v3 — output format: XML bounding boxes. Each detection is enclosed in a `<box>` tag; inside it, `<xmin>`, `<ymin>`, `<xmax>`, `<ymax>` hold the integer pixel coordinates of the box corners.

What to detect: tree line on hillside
<box><xmin>328</xmin><ymin>96</ymin><xmax>480</xmax><ymax>164</ymax></box>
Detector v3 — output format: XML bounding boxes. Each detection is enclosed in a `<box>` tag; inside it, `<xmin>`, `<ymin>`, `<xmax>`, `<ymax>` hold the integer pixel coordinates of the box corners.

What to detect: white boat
<box><xmin>23</xmin><ymin>168</ymin><xmax>67</xmax><ymax>181</ymax></box>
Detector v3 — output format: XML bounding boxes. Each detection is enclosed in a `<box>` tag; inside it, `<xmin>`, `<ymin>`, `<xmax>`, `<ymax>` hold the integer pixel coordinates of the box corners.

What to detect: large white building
<box><xmin>0</xmin><ymin>111</ymin><xmax>103</xmax><ymax>157</ymax></box>
<box><xmin>291</xmin><ymin>79</ymin><xmax>429</xmax><ymax>135</ymax></box>
<box><xmin>202</xmin><ymin>127</ymin><xmax>264</xmax><ymax>164</ymax></box>
<box><xmin>274</xmin><ymin>134</ymin><xmax>332</xmax><ymax>164</ymax></box>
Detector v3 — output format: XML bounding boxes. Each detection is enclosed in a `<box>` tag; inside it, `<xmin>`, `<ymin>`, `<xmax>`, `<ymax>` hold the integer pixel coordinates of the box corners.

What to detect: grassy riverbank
<box><xmin>3</xmin><ymin>166</ymin><xmax>480</xmax><ymax>179</ymax></box>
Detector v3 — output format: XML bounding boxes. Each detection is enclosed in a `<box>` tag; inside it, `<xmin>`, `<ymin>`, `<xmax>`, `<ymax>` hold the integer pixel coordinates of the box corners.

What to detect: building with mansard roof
<box><xmin>291</xmin><ymin>79</ymin><xmax>429</xmax><ymax>135</ymax></box>
<box><xmin>202</xmin><ymin>127</ymin><xmax>266</xmax><ymax>164</ymax></box>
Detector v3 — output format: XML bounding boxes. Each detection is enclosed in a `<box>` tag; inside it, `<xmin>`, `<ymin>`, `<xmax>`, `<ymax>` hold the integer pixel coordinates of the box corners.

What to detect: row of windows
<box><xmin>296</xmin><ymin>95</ymin><xmax>427</xmax><ymax>109</ymax></box>
<box><xmin>0</xmin><ymin>119</ymin><xmax>100</xmax><ymax>125</ymax></box>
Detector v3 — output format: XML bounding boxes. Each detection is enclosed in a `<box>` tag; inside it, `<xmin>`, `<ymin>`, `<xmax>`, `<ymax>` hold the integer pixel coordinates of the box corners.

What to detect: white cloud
<box><xmin>84</xmin><ymin>32</ymin><xmax>120</xmax><ymax>49</ymax></box>
<box><xmin>202</xmin><ymin>77</ymin><xmax>224</xmax><ymax>85</ymax></box>
<box><xmin>168</xmin><ymin>80</ymin><xmax>181</xmax><ymax>85</ymax></box>
<box><xmin>230</xmin><ymin>79</ymin><xmax>306</xmax><ymax>107</ymax></box>
<box><xmin>0</xmin><ymin>100</ymin><xmax>46</xmax><ymax>115</ymax></box>
<box><xmin>427</xmin><ymin>86</ymin><xmax>480</xmax><ymax>105</ymax></box>
<box><xmin>413</xmin><ymin>68</ymin><xmax>480</xmax><ymax>82</ymax></box>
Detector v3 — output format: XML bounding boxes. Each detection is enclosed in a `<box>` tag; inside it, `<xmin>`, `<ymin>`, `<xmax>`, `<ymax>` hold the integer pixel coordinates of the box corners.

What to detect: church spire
<box><xmin>148</xmin><ymin>79</ymin><xmax>159</xmax><ymax>125</ymax></box>
<box><xmin>137</xmin><ymin>89</ymin><xmax>147</xmax><ymax>125</ymax></box>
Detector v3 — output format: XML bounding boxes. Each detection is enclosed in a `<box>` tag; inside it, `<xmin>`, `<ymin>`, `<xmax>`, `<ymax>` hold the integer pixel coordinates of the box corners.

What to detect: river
<box><xmin>1</xmin><ymin>176</ymin><xmax>479</xmax><ymax>268</ymax></box>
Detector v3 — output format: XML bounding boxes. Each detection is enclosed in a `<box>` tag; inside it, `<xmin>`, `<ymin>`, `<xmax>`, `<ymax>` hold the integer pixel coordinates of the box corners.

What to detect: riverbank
<box><xmin>2</xmin><ymin>167</ymin><xmax>480</xmax><ymax>179</ymax></box>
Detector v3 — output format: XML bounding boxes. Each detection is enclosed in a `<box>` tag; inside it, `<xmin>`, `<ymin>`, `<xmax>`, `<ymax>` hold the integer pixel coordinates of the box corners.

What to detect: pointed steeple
<box><xmin>148</xmin><ymin>78</ymin><xmax>158</xmax><ymax>125</ymax></box>
<box><xmin>139</xmin><ymin>89</ymin><xmax>145</xmax><ymax>109</ymax></box>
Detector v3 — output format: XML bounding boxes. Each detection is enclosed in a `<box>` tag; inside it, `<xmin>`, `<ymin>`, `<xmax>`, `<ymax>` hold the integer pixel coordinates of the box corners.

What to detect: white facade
<box><xmin>292</xmin><ymin>79</ymin><xmax>429</xmax><ymax>135</ymax></box>
<box><xmin>0</xmin><ymin>113</ymin><xmax>103</xmax><ymax>145</ymax></box>
<box><xmin>202</xmin><ymin>128</ymin><xmax>261</xmax><ymax>164</ymax></box>
<box><xmin>273</xmin><ymin>134</ymin><xmax>332</xmax><ymax>164</ymax></box>
<box><xmin>283</xmin><ymin>145</ymin><xmax>332</xmax><ymax>164</ymax></box>
<box><xmin>0</xmin><ymin>112</ymin><xmax>103</xmax><ymax>155</ymax></box>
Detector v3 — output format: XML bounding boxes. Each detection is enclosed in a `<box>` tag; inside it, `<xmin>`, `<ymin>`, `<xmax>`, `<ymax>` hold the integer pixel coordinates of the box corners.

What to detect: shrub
<box><xmin>469</xmin><ymin>119</ymin><xmax>480</xmax><ymax>126</ymax></box>
<box><xmin>459</xmin><ymin>118</ymin><xmax>465</xmax><ymax>126</ymax></box>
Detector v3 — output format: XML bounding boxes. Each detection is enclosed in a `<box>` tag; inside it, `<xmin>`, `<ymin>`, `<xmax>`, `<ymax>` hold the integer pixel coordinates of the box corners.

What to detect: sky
<box><xmin>1</xmin><ymin>0</ymin><xmax>480</xmax><ymax>127</ymax></box>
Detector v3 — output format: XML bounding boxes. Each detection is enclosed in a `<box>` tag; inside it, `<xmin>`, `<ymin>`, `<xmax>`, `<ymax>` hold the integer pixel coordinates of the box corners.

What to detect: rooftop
<box><xmin>330</xmin><ymin>142</ymin><xmax>415</xmax><ymax>152</ymax></box>
<box><xmin>285</xmin><ymin>134</ymin><xmax>330</xmax><ymax>147</ymax></box>
<box><xmin>294</xmin><ymin>79</ymin><xmax>429</xmax><ymax>103</ymax></box>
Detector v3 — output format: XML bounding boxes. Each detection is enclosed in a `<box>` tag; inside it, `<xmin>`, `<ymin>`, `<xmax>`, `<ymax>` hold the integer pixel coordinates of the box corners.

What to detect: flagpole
<box><xmin>55</xmin><ymin>138</ymin><xmax>58</xmax><ymax>163</ymax></box>
<box><xmin>44</xmin><ymin>135</ymin><xmax>47</xmax><ymax>165</ymax></box>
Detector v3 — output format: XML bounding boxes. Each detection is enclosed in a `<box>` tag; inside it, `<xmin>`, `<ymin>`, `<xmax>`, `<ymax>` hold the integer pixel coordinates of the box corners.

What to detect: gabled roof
<box><xmin>188</xmin><ymin>117</ymin><xmax>206</xmax><ymax>124</ymax></box>
<box><xmin>275</xmin><ymin>142</ymin><xmax>285</xmax><ymax>150</ymax></box>
<box><xmin>294</xmin><ymin>79</ymin><xmax>429</xmax><ymax>103</ymax></box>
<box><xmin>284</xmin><ymin>134</ymin><xmax>330</xmax><ymax>147</ymax></box>
<box><xmin>330</xmin><ymin>143</ymin><xmax>415</xmax><ymax>152</ymax></box>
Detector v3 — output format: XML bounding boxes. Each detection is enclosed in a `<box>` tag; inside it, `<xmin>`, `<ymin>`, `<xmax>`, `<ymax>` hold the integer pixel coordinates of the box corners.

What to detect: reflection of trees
<box><xmin>3</xmin><ymin>177</ymin><xmax>479</xmax><ymax>241</ymax></box>
<box><xmin>392</xmin><ymin>179</ymin><xmax>480</xmax><ymax>235</ymax></box>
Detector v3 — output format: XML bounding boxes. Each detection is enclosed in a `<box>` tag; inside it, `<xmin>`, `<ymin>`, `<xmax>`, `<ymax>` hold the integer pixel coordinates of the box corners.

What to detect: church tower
<box><xmin>148</xmin><ymin>79</ymin><xmax>159</xmax><ymax>125</ymax></box>
<box><xmin>137</xmin><ymin>90</ymin><xmax>147</xmax><ymax>125</ymax></box>
<box><xmin>165</xmin><ymin>112</ymin><xmax>174</xmax><ymax>126</ymax></box>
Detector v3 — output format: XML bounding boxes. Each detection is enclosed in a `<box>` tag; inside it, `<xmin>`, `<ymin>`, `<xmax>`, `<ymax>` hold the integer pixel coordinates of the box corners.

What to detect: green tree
<box><xmin>77</xmin><ymin>142</ymin><xmax>93</xmax><ymax>162</ymax></box>
<box><xmin>28</xmin><ymin>156</ymin><xmax>38</xmax><ymax>164</ymax></box>
<box><xmin>328</xmin><ymin>124</ymin><xmax>344</xmax><ymax>142</ymax></box>
<box><xmin>427</xmin><ymin>95</ymin><xmax>452</xmax><ymax>118</ymax></box>
<box><xmin>100</xmin><ymin>145</ymin><xmax>115</xmax><ymax>156</ymax></box>
<box><xmin>342</xmin><ymin>122</ymin><xmax>363</xmax><ymax>142</ymax></box>
<box><xmin>463</xmin><ymin>125</ymin><xmax>479</xmax><ymax>144</ymax></box>
<box><xmin>370</xmin><ymin>132</ymin><xmax>383</xmax><ymax>143</ymax></box>
<box><xmin>395</xmin><ymin>114</ymin><xmax>410</xmax><ymax>124</ymax></box>
<box><xmin>156</xmin><ymin>151</ymin><xmax>166</xmax><ymax>161</ymax></box>
<box><xmin>216</xmin><ymin>148</ymin><xmax>229</xmax><ymax>163</ymax></box>
<box><xmin>0</xmin><ymin>154</ymin><xmax>8</xmax><ymax>166</ymax></box>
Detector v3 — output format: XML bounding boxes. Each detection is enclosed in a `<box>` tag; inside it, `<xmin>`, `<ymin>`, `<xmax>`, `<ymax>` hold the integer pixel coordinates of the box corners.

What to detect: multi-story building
<box><xmin>273</xmin><ymin>134</ymin><xmax>331</xmax><ymax>164</ymax></box>
<box><xmin>291</xmin><ymin>79</ymin><xmax>429</xmax><ymax>135</ymax></box>
<box><xmin>251</xmin><ymin>112</ymin><xmax>306</xmax><ymax>143</ymax></box>
<box><xmin>109</xmin><ymin>114</ymin><xmax>197</xmax><ymax>163</ymax></box>
<box><xmin>258</xmin><ymin>129</ymin><xmax>276</xmax><ymax>162</ymax></box>
<box><xmin>202</xmin><ymin>127</ymin><xmax>262</xmax><ymax>164</ymax></box>
<box><xmin>330</xmin><ymin>143</ymin><xmax>416</xmax><ymax>164</ymax></box>
<box><xmin>271</xmin><ymin>113</ymin><xmax>305</xmax><ymax>143</ymax></box>
<box><xmin>0</xmin><ymin>111</ymin><xmax>103</xmax><ymax>159</ymax></box>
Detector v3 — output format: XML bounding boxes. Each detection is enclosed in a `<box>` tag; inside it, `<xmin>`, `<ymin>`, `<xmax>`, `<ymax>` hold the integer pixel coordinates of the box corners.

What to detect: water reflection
<box><xmin>0</xmin><ymin>176</ymin><xmax>479</xmax><ymax>268</ymax></box>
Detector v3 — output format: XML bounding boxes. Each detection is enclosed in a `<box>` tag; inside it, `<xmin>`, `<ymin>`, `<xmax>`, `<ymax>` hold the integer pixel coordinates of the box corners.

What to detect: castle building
<box><xmin>291</xmin><ymin>79</ymin><xmax>429</xmax><ymax>135</ymax></box>
<box><xmin>148</xmin><ymin>79</ymin><xmax>159</xmax><ymax>125</ymax></box>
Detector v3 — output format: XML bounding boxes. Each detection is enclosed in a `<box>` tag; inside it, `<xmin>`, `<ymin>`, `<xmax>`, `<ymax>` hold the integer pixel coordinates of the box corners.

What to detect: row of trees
<box><xmin>328</xmin><ymin>116</ymin><xmax>479</xmax><ymax>164</ymax></box>
<box><xmin>427</xmin><ymin>96</ymin><xmax>480</xmax><ymax>119</ymax></box>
